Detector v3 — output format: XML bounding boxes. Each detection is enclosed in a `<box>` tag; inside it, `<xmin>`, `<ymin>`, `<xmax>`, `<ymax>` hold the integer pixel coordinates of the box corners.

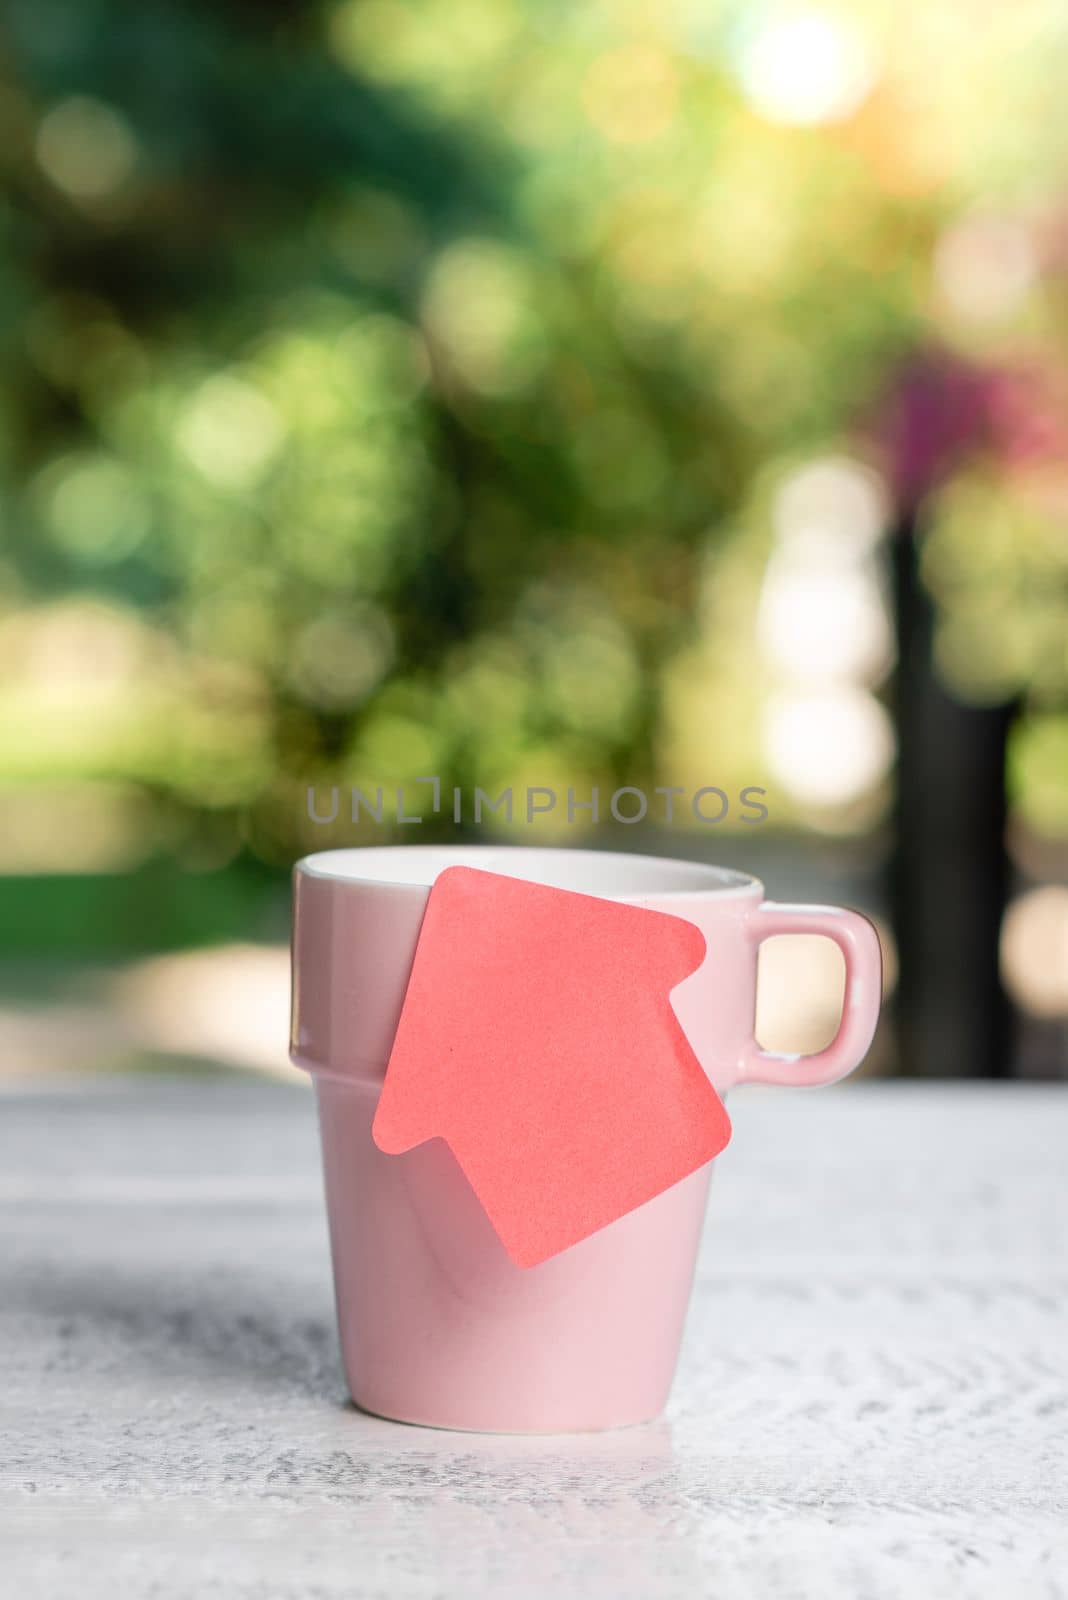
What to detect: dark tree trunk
<box><xmin>890</xmin><ymin>520</ymin><xmax>1016</xmax><ymax>1078</ymax></box>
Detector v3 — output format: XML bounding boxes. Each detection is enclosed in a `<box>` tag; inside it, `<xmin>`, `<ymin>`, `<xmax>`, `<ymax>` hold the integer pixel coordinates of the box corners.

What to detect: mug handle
<box><xmin>739</xmin><ymin>902</ymin><xmax>883</xmax><ymax>1088</ymax></box>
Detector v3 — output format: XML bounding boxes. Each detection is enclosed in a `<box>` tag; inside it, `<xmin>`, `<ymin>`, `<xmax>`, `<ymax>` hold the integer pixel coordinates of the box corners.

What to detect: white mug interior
<box><xmin>296</xmin><ymin>845</ymin><xmax>759</xmax><ymax>901</ymax></box>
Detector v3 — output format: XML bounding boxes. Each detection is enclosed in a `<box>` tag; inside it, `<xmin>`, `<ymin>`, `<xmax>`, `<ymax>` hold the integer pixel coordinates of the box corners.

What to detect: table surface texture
<box><xmin>1</xmin><ymin>1075</ymin><xmax>1066</xmax><ymax>1599</ymax></box>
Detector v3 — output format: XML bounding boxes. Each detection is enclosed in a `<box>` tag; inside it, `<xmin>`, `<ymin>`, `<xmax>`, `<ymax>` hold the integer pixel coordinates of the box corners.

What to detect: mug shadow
<box><xmin>5</xmin><ymin>1254</ymin><xmax>346</xmax><ymax>1404</ymax></box>
<box><xmin>6</xmin><ymin>1254</ymin><xmax>685</xmax><ymax>1462</ymax></box>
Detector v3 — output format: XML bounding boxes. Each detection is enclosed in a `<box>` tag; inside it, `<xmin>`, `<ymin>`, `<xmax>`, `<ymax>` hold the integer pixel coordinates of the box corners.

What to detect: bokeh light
<box><xmin>733</xmin><ymin>10</ymin><xmax>877</xmax><ymax>127</ymax></box>
<box><xmin>934</xmin><ymin>211</ymin><xmax>1038</xmax><ymax>325</ymax></box>
<box><xmin>1001</xmin><ymin>887</ymin><xmax>1068</xmax><ymax>1019</ymax></box>
<box><xmin>764</xmin><ymin>686</ymin><xmax>895</xmax><ymax>812</ymax></box>
<box><xmin>119</xmin><ymin>945</ymin><xmax>295</xmax><ymax>1076</ymax></box>
<box><xmin>35</xmin><ymin>96</ymin><xmax>138</xmax><ymax>200</ymax></box>
<box><xmin>176</xmin><ymin>376</ymin><xmax>287</xmax><ymax>490</ymax></box>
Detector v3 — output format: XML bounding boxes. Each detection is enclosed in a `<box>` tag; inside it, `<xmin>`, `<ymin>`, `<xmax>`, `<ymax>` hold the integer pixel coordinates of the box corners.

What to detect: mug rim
<box><xmin>295</xmin><ymin>845</ymin><xmax>762</xmax><ymax>900</ymax></box>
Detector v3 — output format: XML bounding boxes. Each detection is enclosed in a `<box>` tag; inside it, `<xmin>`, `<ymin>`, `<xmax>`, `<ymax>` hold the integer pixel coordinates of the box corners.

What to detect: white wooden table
<box><xmin>2</xmin><ymin>1076</ymin><xmax>1066</xmax><ymax>1599</ymax></box>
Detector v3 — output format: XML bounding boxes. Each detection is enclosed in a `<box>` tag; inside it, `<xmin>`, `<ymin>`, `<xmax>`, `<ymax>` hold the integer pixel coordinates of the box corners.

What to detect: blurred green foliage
<box><xmin>1</xmin><ymin>0</ymin><xmax>1067</xmax><ymax>894</ymax></box>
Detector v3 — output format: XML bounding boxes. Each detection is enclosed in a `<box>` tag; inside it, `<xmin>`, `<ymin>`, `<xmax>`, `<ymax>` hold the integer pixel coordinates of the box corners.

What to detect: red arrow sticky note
<box><xmin>372</xmin><ymin>865</ymin><xmax>731</xmax><ymax>1268</ymax></box>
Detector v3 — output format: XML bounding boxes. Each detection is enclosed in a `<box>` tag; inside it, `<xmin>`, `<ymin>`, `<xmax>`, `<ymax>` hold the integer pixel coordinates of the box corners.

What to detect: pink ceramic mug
<box><xmin>290</xmin><ymin>846</ymin><xmax>882</xmax><ymax>1432</ymax></box>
